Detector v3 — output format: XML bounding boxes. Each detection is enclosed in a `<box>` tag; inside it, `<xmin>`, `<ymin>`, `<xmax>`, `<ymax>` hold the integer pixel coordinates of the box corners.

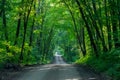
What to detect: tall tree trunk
<box><xmin>91</xmin><ymin>0</ymin><xmax>108</xmax><ymax>51</ymax></box>
<box><xmin>63</xmin><ymin>0</ymin><xmax>86</xmax><ymax>56</ymax></box>
<box><xmin>19</xmin><ymin>0</ymin><xmax>34</xmax><ymax>61</ymax></box>
<box><xmin>82</xmin><ymin>0</ymin><xmax>102</xmax><ymax>52</ymax></box>
<box><xmin>44</xmin><ymin>28</ymin><xmax>54</xmax><ymax>61</ymax></box>
<box><xmin>117</xmin><ymin>0</ymin><xmax>120</xmax><ymax>42</ymax></box>
<box><xmin>27</xmin><ymin>9</ymin><xmax>36</xmax><ymax>63</ymax></box>
<box><xmin>109</xmin><ymin>0</ymin><xmax>120</xmax><ymax>48</ymax></box>
<box><xmin>81</xmin><ymin>27</ymin><xmax>86</xmax><ymax>56</ymax></box>
<box><xmin>104</xmin><ymin>0</ymin><xmax>112</xmax><ymax>50</ymax></box>
<box><xmin>2</xmin><ymin>0</ymin><xmax>8</xmax><ymax>41</ymax></box>
<box><xmin>75</xmin><ymin>0</ymin><xmax>99</xmax><ymax>57</ymax></box>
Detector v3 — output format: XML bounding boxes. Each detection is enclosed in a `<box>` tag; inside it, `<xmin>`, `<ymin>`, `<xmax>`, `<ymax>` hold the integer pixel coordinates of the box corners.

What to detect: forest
<box><xmin>0</xmin><ymin>0</ymin><xmax>120</xmax><ymax>80</ymax></box>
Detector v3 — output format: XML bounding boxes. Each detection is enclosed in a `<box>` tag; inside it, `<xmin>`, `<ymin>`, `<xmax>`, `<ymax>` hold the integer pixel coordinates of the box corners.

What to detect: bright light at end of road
<box><xmin>54</xmin><ymin>52</ymin><xmax>62</xmax><ymax>56</ymax></box>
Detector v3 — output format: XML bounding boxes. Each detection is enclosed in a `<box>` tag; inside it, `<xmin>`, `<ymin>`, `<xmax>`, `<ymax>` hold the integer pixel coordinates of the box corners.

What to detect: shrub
<box><xmin>76</xmin><ymin>48</ymin><xmax>120</xmax><ymax>80</ymax></box>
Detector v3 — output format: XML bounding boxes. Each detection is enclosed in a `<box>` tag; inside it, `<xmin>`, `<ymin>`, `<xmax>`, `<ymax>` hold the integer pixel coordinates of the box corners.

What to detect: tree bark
<box><xmin>104</xmin><ymin>0</ymin><xmax>112</xmax><ymax>50</ymax></box>
<box><xmin>19</xmin><ymin>0</ymin><xmax>34</xmax><ymax>61</ymax></box>
<box><xmin>109</xmin><ymin>0</ymin><xmax>120</xmax><ymax>48</ymax></box>
<box><xmin>75</xmin><ymin>0</ymin><xmax>99</xmax><ymax>57</ymax></box>
<box><xmin>92</xmin><ymin>0</ymin><xmax>108</xmax><ymax>51</ymax></box>
<box><xmin>63</xmin><ymin>0</ymin><xmax>87</xmax><ymax>56</ymax></box>
<box><xmin>14</xmin><ymin>13</ymin><xmax>22</xmax><ymax>45</ymax></box>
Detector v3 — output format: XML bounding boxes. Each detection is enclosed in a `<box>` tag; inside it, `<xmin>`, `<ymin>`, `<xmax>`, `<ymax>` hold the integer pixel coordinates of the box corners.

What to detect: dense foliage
<box><xmin>0</xmin><ymin>0</ymin><xmax>120</xmax><ymax>79</ymax></box>
<box><xmin>0</xmin><ymin>0</ymin><xmax>56</xmax><ymax>67</ymax></box>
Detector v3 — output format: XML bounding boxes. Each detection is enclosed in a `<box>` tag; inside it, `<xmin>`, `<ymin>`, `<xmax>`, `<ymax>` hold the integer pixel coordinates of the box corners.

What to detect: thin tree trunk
<box><xmin>14</xmin><ymin>13</ymin><xmax>22</xmax><ymax>45</ymax></box>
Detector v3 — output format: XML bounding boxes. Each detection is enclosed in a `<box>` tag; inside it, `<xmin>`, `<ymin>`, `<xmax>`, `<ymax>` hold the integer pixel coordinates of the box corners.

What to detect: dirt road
<box><xmin>12</xmin><ymin>64</ymin><xmax>102</xmax><ymax>80</ymax></box>
<box><xmin>4</xmin><ymin>55</ymin><xmax>104</xmax><ymax>80</ymax></box>
<box><xmin>9</xmin><ymin>55</ymin><xmax>102</xmax><ymax>80</ymax></box>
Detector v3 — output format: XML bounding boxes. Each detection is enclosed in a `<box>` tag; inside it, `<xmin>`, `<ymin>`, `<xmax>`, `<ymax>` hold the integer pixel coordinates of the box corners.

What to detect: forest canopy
<box><xmin>0</xmin><ymin>0</ymin><xmax>120</xmax><ymax>79</ymax></box>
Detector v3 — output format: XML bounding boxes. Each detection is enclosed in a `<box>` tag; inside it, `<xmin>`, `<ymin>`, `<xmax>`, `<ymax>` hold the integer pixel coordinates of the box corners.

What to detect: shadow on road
<box><xmin>0</xmin><ymin>55</ymin><xmax>105</xmax><ymax>80</ymax></box>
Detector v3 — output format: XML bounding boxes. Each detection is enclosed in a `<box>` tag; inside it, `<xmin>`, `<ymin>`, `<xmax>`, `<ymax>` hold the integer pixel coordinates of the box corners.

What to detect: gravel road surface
<box><xmin>5</xmin><ymin>54</ymin><xmax>103</xmax><ymax>80</ymax></box>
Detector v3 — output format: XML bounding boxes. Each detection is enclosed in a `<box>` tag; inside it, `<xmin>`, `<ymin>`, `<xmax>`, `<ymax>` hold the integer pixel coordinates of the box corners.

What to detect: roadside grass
<box><xmin>76</xmin><ymin>48</ymin><xmax>120</xmax><ymax>80</ymax></box>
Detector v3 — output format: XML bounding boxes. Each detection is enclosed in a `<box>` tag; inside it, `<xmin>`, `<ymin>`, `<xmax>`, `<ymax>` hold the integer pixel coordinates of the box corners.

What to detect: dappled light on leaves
<box><xmin>0</xmin><ymin>0</ymin><xmax>120</xmax><ymax>80</ymax></box>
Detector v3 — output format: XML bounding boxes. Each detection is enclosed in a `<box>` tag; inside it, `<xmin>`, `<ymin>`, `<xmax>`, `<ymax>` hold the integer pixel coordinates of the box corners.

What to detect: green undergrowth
<box><xmin>0</xmin><ymin>41</ymin><xmax>51</xmax><ymax>69</ymax></box>
<box><xmin>76</xmin><ymin>49</ymin><xmax>120</xmax><ymax>80</ymax></box>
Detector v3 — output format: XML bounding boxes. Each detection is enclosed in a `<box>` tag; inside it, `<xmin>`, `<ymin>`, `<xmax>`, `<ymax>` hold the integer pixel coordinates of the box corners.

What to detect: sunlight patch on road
<box><xmin>88</xmin><ymin>77</ymin><xmax>97</xmax><ymax>80</ymax></box>
<box><xmin>29</xmin><ymin>67</ymin><xmax>52</xmax><ymax>72</ymax></box>
<box><xmin>38</xmin><ymin>68</ymin><xmax>51</xmax><ymax>71</ymax></box>
<box><xmin>65</xmin><ymin>78</ymin><xmax>81</xmax><ymax>80</ymax></box>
